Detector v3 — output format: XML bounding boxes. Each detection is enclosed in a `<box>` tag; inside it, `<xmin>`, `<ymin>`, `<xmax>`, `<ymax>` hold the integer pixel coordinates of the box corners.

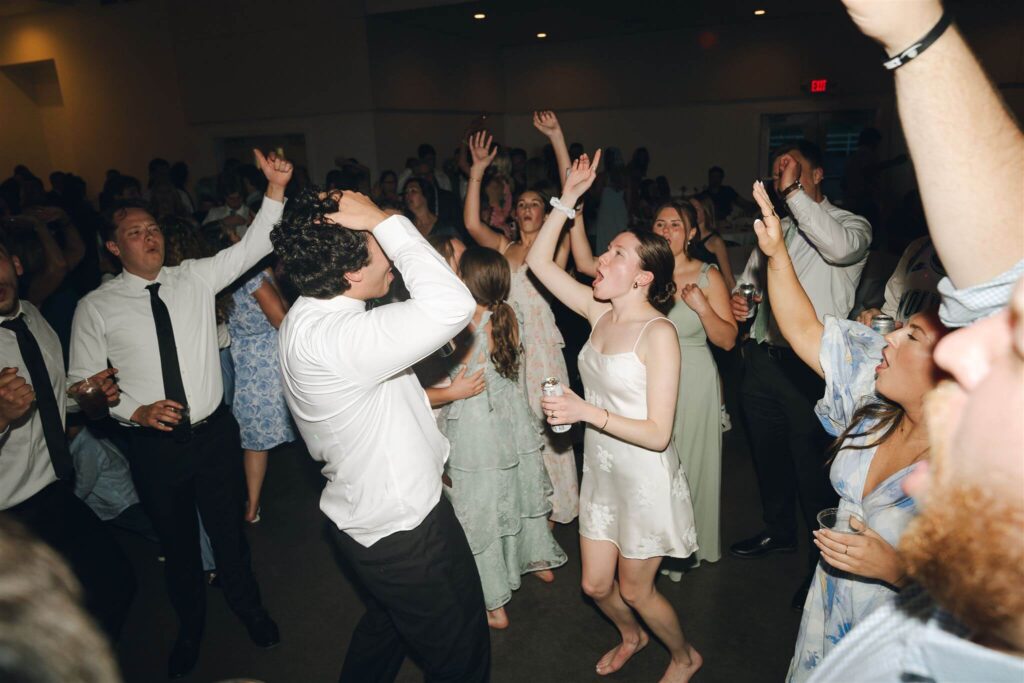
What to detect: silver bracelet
<box><xmin>549</xmin><ymin>196</ymin><xmax>577</xmax><ymax>220</ymax></box>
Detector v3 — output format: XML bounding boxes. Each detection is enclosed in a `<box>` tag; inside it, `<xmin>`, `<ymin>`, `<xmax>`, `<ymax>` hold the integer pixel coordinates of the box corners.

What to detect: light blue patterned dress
<box><xmin>439</xmin><ymin>310</ymin><xmax>567</xmax><ymax>610</ymax></box>
<box><xmin>788</xmin><ymin>316</ymin><xmax>919</xmax><ymax>682</ymax></box>
<box><xmin>227</xmin><ymin>270</ymin><xmax>296</xmax><ymax>451</ymax></box>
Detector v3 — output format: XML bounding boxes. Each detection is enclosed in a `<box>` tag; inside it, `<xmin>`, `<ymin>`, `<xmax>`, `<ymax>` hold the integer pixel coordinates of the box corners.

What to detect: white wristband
<box><xmin>549</xmin><ymin>196</ymin><xmax>577</xmax><ymax>220</ymax></box>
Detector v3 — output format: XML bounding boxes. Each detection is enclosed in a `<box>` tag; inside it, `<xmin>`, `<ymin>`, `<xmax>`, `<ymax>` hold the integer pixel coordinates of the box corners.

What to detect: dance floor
<box><xmin>114</xmin><ymin>422</ymin><xmax>806</xmax><ymax>682</ymax></box>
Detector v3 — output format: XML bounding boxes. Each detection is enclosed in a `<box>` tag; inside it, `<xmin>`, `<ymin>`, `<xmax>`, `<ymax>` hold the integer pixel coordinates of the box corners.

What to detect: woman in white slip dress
<box><xmin>464</xmin><ymin>113</ymin><xmax>581</xmax><ymax>524</ymax></box>
<box><xmin>527</xmin><ymin>151</ymin><xmax>702</xmax><ymax>683</ymax></box>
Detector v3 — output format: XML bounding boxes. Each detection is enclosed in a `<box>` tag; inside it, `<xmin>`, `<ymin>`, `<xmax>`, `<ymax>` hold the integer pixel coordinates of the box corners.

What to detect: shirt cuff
<box><xmin>938</xmin><ymin>258</ymin><xmax>1024</xmax><ymax>328</ymax></box>
<box><xmin>111</xmin><ymin>394</ymin><xmax>143</xmax><ymax>426</ymax></box>
<box><xmin>785</xmin><ymin>188</ymin><xmax>812</xmax><ymax>214</ymax></box>
<box><xmin>372</xmin><ymin>214</ymin><xmax>421</xmax><ymax>257</ymax></box>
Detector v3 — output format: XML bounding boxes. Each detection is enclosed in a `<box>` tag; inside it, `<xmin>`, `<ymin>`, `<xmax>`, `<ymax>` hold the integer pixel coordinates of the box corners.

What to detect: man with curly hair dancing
<box><xmin>272</xmin><ymin>189</ymin><xmax>489</xmax><ymax>682</ymax></box>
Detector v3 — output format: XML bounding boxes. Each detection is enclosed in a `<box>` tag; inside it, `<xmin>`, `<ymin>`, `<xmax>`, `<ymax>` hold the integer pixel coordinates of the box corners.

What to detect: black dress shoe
<box><xmin>244</xmin><ymin>613</ymin><xmax>280</xmax><ymax>649</ymax></box>
<box><xmin>729</xmin><ymin>531</ymin><xmax>797</xmax><ymax>558</ymax></box>
<box><xmin>168</xmin><ymin>637</ymin><xmax>200</xmax><ymax>679</ymax></box>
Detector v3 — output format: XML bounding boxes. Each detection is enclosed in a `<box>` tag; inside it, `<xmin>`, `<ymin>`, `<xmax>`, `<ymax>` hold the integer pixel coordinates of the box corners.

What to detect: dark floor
<box><xmin>113</xmin><ymin>424</ymin><xmax>809</xmax><ymax>683</ymax></box>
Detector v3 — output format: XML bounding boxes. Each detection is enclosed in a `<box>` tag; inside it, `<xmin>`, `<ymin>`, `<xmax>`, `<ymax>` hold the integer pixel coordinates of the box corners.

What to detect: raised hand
<box><xmin>0</xmin><ymin>367</ymin><xmax>35</xmax><ymax>429</ymax></box>
<box><xmin>532</xmin><ymin>110</ymin><xmax>563</xmax><ymax>139</ymax></box>
<box><xmin>468</xmin><ymin>131</ymin><xmax>498</xmax><ymax>172</ymax></box>
<box><xmin>680</xmin><ymin>283</ymin><xmax>711</xmax><ymax>315</ymax></box>
<box><xmin>841</xmin><ymin>0</ymin><xmax>943</xmax><ymax>54</ymax></box>
<box><xmin>254</xmin><ymin>148</ymin><xmax>294</xmax><ymax>190</ymax></box>
<box><xmin>561</xmin><ymin>150</ymin><xmax>602</xmax><ymax>207</ymax></box>
<box><xmin>751</xmin><ymin>180</ymin><xmax>786</xmax><ymax>260</ymax></box>
<box><xmin>776</xmin><ymin>154</ymin><xmax>802</xmax><ymax>192</ymax></box>
<box><xmin>325</xmin><ymin>191</ymin><xmax>387</xmax><ymax>232</ymax></box>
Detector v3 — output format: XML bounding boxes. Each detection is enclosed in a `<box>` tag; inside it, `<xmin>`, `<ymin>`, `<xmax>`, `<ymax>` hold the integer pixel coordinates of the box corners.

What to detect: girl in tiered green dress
<box><xmin>439</xmin><ymin>246</ymin><xmax>567</xmax><ymax>629</ymax></box>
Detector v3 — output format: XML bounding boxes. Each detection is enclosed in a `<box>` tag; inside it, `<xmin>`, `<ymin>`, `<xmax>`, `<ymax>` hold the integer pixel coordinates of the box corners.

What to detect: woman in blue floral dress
<box><xmin>228</xmin><ymin>266</ymin><xmax>296</xmax><ymax>523</ymax></box>
<box><xmin>743</xmin><ymin>181</ymin><xmax>950</xmax><ymax>681</ymax></box>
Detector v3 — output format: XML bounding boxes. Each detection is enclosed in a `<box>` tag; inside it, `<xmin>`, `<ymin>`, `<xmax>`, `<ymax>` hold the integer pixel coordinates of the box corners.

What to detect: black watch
<box><xmin>780</xmin><ymin>180</ymin><xmax>802</xmax><ymax>198</ymax></box>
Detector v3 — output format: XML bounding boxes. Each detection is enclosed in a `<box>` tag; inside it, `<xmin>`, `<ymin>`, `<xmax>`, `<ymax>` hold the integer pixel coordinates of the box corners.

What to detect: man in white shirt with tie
<box><xmin>729</xmin><ymin>141</ymin><xmax>872</xmax><ymax>610</ymax></box>
<box><xmin>0</xmin><ymin>231</ymin><xmax>135</xmax><ymax>641</ymax></box>
<box><xmin>69</xmin><ymin>150</ymin><xmax>292</xmax><ymax>679</ymax></box>
<box><xmin>272</xmin><ymin>188</ymin><xmax>489</xmax><ymax>682</ymax></box>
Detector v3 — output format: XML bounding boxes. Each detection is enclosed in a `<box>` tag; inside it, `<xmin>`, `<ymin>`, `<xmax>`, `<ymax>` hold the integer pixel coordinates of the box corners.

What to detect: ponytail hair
<box><xmin>489</xmin><ymin>301</ymin><xmax>521</xmax><ymax>381</ymax></box>
<box><xmin>627</xmin><ymin>229</ymin><xmax>677</xmax><ymax>313</ymax></box>
<box><xmin>458</xmin><ymin>246</ymin><xmax>521</xmax><ymax>381</ymax></box>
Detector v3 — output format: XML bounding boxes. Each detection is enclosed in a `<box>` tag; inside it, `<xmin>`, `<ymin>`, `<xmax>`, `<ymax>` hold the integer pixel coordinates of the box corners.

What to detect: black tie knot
<box><xmin>147</xmin><ymin>283</ymin><xmax>161</xmax><ymax>295</ymax></box>
<box><xmin>1</xmin><ymin>313</ymin><xmax>26</xmax><ymax>332</ymax></box>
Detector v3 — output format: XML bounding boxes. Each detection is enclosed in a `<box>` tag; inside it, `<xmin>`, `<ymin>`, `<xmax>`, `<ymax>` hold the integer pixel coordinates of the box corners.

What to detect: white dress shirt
<box><xmin>277</xmin><ymin>214</ymin><xmax>474</xmax><ymax>547</ymax></box>
<box><xmin>68</xmin><ymin>196</ymin><xmax>284</xmax><ymax>425</ymax></box>
<box><xmin>0</xmin><ymin>301</ymin><xmax>62</xmax><ymax>508</ymax></box>
<box><xmin>881</xmin><ymin>236</ymin><xmax>944</xmax><ymax>322</ymax></box>
<box><xmin>737</xmin><ymin>191</ymin><xmax>871</xmax><ymax>345</ymax></box>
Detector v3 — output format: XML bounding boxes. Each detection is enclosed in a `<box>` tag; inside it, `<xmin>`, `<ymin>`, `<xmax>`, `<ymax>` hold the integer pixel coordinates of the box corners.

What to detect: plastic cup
<box><xmin>817</xmin><ymin>507</ymin><xmax>865</xmax><ymax>535</ymax></box>
<box><xmin>72</xmin><ymin>378</ymin><xmax>109</xmax><ymax>420</ymax></box>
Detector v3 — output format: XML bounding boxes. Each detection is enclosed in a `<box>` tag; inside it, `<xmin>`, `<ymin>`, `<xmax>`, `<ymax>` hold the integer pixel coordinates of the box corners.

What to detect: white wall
<box><xmin>0</xmin><ymin>0</ymin><xmax>1020</xmax><ymax>201</ymax></box>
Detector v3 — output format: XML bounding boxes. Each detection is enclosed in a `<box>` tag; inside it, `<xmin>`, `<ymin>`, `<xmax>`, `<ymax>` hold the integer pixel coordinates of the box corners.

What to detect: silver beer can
<box><xmin>541</xmin><ymin>377</ymin><xmax>572</xmax><ymax>434</ymax></box>
<box><xmin>738</xmin><ymin>283</ymin><xmax>758</xmax><ymax>320</ymax></box>
<box><xmin>871</xmin><ymin>314</ymin><xmax>896</xmax><ymax>335</ymax></box>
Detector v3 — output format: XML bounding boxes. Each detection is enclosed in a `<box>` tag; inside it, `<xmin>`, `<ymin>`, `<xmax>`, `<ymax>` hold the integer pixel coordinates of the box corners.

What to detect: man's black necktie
<box><xmin>1</xmin><ymin>315</ymin><xmax>74</xmax><ymax>480</ymax></box>
<box><xmin>146</xmin><ymin>283</ymin><xmax>191</xmax><ymax>440</ymax></box>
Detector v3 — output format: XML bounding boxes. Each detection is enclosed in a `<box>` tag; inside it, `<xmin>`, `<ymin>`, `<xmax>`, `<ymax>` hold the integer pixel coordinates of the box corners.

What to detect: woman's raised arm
<box><xmin>463</xmin><ymin>131</ymin><xmax>508</xmax><ymax>251</ymax></box>
<box><xmin>526</xmin><ymin>151</ymin><xmax>604</xmax><ymax>321</ymax></box>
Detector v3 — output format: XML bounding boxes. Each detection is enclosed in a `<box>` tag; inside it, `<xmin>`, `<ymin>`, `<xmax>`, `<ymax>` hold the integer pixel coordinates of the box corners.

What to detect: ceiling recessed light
<box><xmin>753</xmin><ymin>9</ymin><xmax>766</xmax><ymax>15</ymax></box>
<box><xmin>536</xmin><ymin>32</ymin><xmax>548</xmax><ymax>38</ymax></box>
<box><xmin>473</xmin><ymin>12</ymin><xmax>486</xmax><ymax>19</ymax></box>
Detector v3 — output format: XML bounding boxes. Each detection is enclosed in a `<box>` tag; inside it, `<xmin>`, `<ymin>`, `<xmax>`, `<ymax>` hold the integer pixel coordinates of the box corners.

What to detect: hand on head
<box><xmin>776</xmin><ymin>154</ymin><xmax>802</xmax><ymax>191</ymax></box>
<box><xmin>324</xmin><ymin>191</ymin><xmax>387</xmax><ymax>232</ymax></box>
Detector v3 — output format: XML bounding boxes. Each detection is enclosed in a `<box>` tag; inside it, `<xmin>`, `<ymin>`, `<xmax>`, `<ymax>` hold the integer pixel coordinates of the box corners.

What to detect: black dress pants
<box><xmin>333</xmin><ymin>496</ymin><xmax>491</xmax><ymax>683</ymax></box>
<box><xmin>127</xmin><ymin>404</ymin><xmax>264</xmax><ymax>639</ymax></box>
<box><xmin>740</xmin><ymin>341</ymin><xmax>837</xmax><ymax>563</ymax></box>
<box><xmin>4</xmin><ymin>480</ymin><xmax>136</xmax><ymax>639</ymax></box>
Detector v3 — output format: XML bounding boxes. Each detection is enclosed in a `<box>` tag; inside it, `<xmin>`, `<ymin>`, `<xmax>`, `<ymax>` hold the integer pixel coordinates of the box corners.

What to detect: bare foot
<box><xmin>533</xmin><ymin>569</ymin><xmax>555</xmax><ymax>583</ymax></box>
<box><xmin>595</xmin><ymin>630</ymin><xmax>649</xmax><ymax>676</ymax></box>
<box><xmin>659</xmin><ymin>645</ymin><xmax>703</xmax><ymax>683</ymax></box>
<box><xmin>487</xmin><ymin>607</ymin><xmax>509</xmax><ymax>630</ymax></box>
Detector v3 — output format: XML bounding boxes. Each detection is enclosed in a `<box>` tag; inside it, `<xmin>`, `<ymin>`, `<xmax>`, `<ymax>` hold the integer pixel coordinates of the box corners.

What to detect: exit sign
<box><xmin>810</xmin><ymin>78</ymin><xmax>829</xmax><ymax>93</ymax></box>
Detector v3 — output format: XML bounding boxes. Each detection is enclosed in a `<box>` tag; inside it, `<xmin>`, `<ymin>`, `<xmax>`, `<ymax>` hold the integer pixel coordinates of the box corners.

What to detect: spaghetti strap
<box><xmin>698</xmin><ymin>261</ymin><xmax>715</xmax><ymax>288</ymax></box>
<box><xmin>500</xmin><ymin>241</ymin><xmax>514</xmax><ymax>255</ymax></box>
<box><xmin>585</xmin><ymin>308</ymin><xmax>613</xmax><ymax>345</ymax></box>
<box><xmin>631</xmin><ymin>316</ymin><xmax>672</xmax><ymax>354</ymax></box>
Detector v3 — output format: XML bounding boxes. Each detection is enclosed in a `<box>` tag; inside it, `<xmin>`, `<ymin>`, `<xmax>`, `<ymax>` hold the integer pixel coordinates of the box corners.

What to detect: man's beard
<box><xmin>900</xmin><ymin>381</ymin><xmax>1024</xmax><ymax>646</ymax></box>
